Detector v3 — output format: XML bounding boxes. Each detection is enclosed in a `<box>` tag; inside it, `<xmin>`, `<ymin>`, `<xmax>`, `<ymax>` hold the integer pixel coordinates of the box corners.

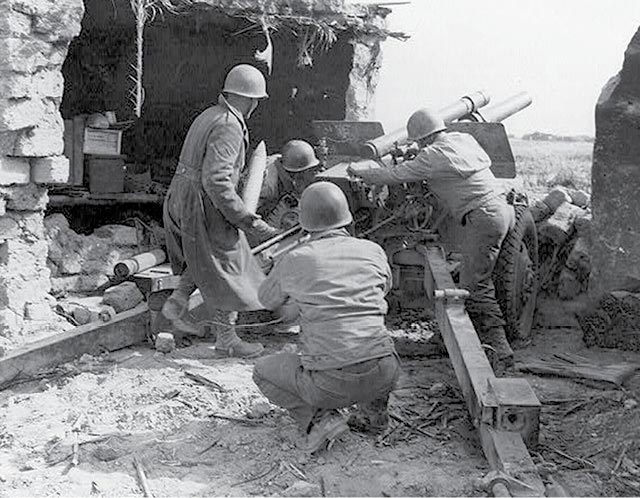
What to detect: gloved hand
<box><xmin>248</xmin><ymin>218</ymin><xmax>280</xmax><ymax>243</ymax></box>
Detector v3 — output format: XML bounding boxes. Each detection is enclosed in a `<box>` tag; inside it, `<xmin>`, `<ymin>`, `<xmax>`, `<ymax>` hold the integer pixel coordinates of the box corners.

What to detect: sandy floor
<box><xmin>1</xmin><ymin>302</ymin><xmax>639</xmax><ymax>497</ymax></box>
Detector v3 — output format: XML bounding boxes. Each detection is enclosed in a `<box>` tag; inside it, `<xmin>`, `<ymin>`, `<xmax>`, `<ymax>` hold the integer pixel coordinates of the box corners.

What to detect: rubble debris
<box><xmin>93</xmin><ymin>225</ymin><xmax>139</xmax><ymax>247</ymax></box>
<box><xmin>184</xmin><ymin>370</ymin><xmax>224</xmax><ymax>392</ymax></box>
<box><xmin>154</xmin><ymin>332</ymin><xmax>175</xmax><ymax>354</ymax></box>
<box><xmin>45</xmin><ymin>214</ymin><xmax>138</xmax><ymax>295</ymax></box>
<box><xmin>246</xmin><ymin>402</ymin><xmax>272</xmax><ymax>419</ymax></box>
<box><xmin>282</xmin><ymin>480</ymin><xmax>322</xmax><ymax>497</ymax></box>
<box><xmin>101</xmin><ymin>281</ymin><xmax>144</xmax><ymax>313</ymax></box>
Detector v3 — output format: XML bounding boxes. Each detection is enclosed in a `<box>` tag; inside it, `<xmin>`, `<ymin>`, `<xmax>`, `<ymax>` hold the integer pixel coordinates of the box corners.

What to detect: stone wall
<box><xmin>0</xmin><ymin>0</ymin><xmax>83</xmax><ymax>342</ymax></box>
<box><xmin>346</xmin><ymin>35</ymin><xmax>383</xmax><ymax>121</ymax></box>
<box><xmin>590</xmin><ymin>27</ymin><xmax>640</xmax><ymax>296</ymax></box>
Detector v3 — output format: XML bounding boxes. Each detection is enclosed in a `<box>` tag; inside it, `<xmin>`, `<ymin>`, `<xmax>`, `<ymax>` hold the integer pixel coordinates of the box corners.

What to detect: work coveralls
<box><xmin>253</xmin><ymin>229</ymin><xmax>399</xmax><ymax>432</ymax></box>
<box><xmin>163</xmin><ymin>95</ymin><xmax>266</xmax><ymax>346</ymax></box>
<box><xmin>354</xmin><ymin>132</ymin><xmax>514</xmax><ymax>356</ymax></box>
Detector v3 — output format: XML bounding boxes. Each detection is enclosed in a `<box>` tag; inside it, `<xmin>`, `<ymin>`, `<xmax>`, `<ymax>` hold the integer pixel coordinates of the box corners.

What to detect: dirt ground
<box><xmin>1</xmin><ymin>299</ymin><xmax>639</xmax><ymax>497</ymax></box>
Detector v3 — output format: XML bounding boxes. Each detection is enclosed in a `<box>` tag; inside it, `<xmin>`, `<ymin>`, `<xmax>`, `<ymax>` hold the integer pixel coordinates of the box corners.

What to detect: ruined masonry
<box><xmin>591</xmin><ymin>27</ymin><xmax>640</xmax><ymax>295</ymax></box>
<box><xmin>0</xmin><ymin>0</ymin><xmax>84</xmax><ymax>338</ymax></box>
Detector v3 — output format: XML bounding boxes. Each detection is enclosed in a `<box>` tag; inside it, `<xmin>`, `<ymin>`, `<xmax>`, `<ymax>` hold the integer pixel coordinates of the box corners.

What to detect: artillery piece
<box><xmin>252</xmin><ymin>92</ymin><xmax>547</xmax><ymax>495</ymax></box>
<box><xmin>260</xmin><ymin>91</ymin><xmax>538</xmax><ymax>344</ymax></box>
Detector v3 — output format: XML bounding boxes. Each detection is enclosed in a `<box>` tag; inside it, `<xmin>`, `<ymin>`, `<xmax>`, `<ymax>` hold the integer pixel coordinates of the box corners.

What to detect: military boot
<box><xmin>211</xmin><ymin>310</ymin><xmax>264</xmax><ymax>358</ymax></box>
<box><xmin>300</xmin><ymin>410</ymin><xmax>350</xmax><ymax>453</ymax></box>
<box><xmin>347</xmin><ymin>396</ymin><xmax>390</xmax><ymax>435</ymax></box>
<box><xmin>481</xmin><ymin>326</ymin><xmax>515</xmax><ymax>376</ymax></box>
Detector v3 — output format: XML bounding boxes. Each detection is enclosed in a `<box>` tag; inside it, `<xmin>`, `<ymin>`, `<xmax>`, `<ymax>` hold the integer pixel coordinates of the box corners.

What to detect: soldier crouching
<box><xmin>252</xmin><ymin>182</ymin><xmax>400</xmax><ymax>453</ymax></box>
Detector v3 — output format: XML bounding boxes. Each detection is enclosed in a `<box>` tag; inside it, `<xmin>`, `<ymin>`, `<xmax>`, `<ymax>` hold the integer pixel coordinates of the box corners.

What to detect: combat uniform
<box><xmin>354</xmin><ymin>131</ymin><xmax>514</xmax><ymax>360</ymax></box>
<box><xmin>253</xmin><ymin>228</ymin><xmax>400</xmax><ymax>436</ymax></box>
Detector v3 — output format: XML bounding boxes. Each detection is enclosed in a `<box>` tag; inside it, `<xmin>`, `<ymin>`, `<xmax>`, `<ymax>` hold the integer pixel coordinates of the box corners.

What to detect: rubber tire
<box><xmin>493</xmin><ymin>205</ymin><xmax>539</xmax><ymax>343</ymax></box>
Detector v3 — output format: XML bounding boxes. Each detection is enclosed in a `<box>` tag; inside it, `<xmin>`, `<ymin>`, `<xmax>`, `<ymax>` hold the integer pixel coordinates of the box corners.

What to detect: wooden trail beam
<box><xmin>0</xmin><ymin>303</ymin><xmax>149</xmax><ymax>390</ymax></box>
<box><xmin>420</xmin><ymin>245</ymin><xmax>545</xmax><ymax>496</ymax></box>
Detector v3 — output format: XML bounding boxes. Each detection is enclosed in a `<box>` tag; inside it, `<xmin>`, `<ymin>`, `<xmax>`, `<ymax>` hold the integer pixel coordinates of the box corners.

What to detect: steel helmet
<box><xmin>299</xmin><ymin>181</ymin><xmax>353</xmax><ymax>232</ymax></box>
<box><xmin>407</xmin><ymin>108</ymin><xmax>446</xmax><ymax>141</ymax></box>
<box><xmin>281</xmin><ymin>140</ymin><xmax>321</xmax><ymax>172</ymax></box>
<box><xmin>223</xmin><ymin>64</ymin><xmax>268</xmax><ymax>99</ymax></box>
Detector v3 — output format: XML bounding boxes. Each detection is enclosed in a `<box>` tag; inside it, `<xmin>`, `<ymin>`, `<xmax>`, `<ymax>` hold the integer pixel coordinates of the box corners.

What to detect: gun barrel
<box><xmin>439</xmin><ymin>90</ymin><xmax>491</xmax><ymax>123</ymax></box>
<box><xmin>361</xmin><ymin>90</ymin><xmax>491</xmax><ymax>159</ymax></box>
<box><xmin>476</xmin><ymin>91</ymin><xmax>532</xmax><ymax>123</ymax></box>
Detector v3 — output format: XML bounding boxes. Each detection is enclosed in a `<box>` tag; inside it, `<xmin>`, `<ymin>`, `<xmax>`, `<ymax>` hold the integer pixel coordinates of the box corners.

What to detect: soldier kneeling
<box><xmin>252</xmin><ymin>182</ymin><xmax>400</xmax><ymax>453</ymax></box>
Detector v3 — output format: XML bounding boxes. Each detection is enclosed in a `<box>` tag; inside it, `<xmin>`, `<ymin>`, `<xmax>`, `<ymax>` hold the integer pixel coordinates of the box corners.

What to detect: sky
<box><xmin>351</xmin><ymin>0</ymin><xmax>640</xmax><ymax>137</ymax></box>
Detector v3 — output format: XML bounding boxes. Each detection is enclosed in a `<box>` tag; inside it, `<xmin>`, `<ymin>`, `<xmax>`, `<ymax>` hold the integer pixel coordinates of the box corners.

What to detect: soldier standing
<box><xmin>162</xmin><ymin>64</ymin><xmax>278</xmax><ymax>358</ymax></box>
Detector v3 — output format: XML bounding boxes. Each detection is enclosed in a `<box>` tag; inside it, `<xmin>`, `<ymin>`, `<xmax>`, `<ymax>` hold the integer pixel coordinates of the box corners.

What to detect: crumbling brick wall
<box><xmin>590</xmin><ymin>27</ymin><xmax>640</xmax><ymax>296</ymax></box>
<box><xmin>0</xmin><ymin>0</ymin><xmax>83</xmax><ymax>339</ymax></box>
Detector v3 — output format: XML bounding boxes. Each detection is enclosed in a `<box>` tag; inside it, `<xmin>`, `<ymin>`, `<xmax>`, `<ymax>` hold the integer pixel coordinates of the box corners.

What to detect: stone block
<box><xmin>0</xmin><ymin>97</ymin><xmax>48</xmax><ymax>131</ymax></box>
<box><xmin>0</xmin><ymin>184</ymin><xmax>49</xmax><ymax>211</ymax></box>
<box><xmin>155</xmin><ymin>332</ymin><xmax>176</xmax><ymax>353</ymax></box>
<box><xmin>31</xmin><ymin>156</ymin><xmax>69</xmax><ymax>184</ymax></box>
<box><xmin>101</xmin><ymin>282</ymin><xmax>144</xmax><ymax>313</ymax></box>
<box><xmin>590</xmin><ymin>29</ymin><xmax>640</xmax><ymax>296</ymax></box>
<box><xmin>0</xmin><ymin>237</ymin><xmax>50</xmax><ymax>282</ymax></box>
<box><xmin>34</xmin><ymin>69</ymin><xmax>64</xmax><ymax>98</ymax></box>
<box><xmin>0</xmin><ymin>38</ymin><xmax>50</xmax><ymax>73</ymax></box>
<box><xmin>93</xmin><ymin>225</ymin><xmax>139</xmax><ymax>247</ymax></box>
<box><xmin>78</xmin><ymin>274</ymin><xmax>109</xmax><ymax>292</ymax></box>
<box><xmin>12</xmin><ymin>0</ymin><xmax>84</xmax><ymax>42</ymax></box>
<box><xmin>0</xmin><ymin>308</ymin><xmax>24</xmax><ymax>337</ymax></box>
<box><xmin>0</xmin><ymin>70</ymin><xmax>64</xmax><ymax>101</ymax></box>
<box><xmin>50</xmin><ymin>275</ymin><xmax>81</xmax><ymax>295</ymax></box>
<box><xmin>0</xmin><ymin>72</ymin><xmax>34</xmax><ymax>99</ymax></box>
<box><xmin>282</xmin><ymin>481</ymin><xmax>322</xmax><ymax>497</ymax></box>
<box><xmin>0</xmin><ymin>157</ymin><xmax>30</xmax><ymax>185</ymax></box>
<box><xmin>24</xmin><ymin>302</ymin><xmax>53</xmax><ymax>321</ymax></box>
<box><xmin>0</xmin><ymin>131</ymin><xmax>18</xmax><ymax>156</ymax></box>
<box><xmin>0</xmin><ymin>217</ymin><xmax>19</xmax><ymax>241</ymax></box>
<box><xmin>0</xmin><ymin>9</ymin><xmax>32</xmax><ymax>37</ymax></box>
<box><xmin>11</xmin><ymin>211</ymin><xmax>46</xmax><ymax>241</ymax></box>
<box><xmin>44</xmin><ymin>212</ymin><xmax>69</xmax><ymax>235</ymax></box>
<box><xmin>59</xmin><ymin>254</ymin><xmax>82</xmax><ymax>275</ymax></box>
<box><xmin>13</xmin><ymin>123</ymin><xmax>64</xmax><ymax>157</ymax></box>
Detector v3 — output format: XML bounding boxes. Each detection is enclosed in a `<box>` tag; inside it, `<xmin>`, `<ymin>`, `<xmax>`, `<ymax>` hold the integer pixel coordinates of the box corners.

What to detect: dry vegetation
<box><xmin>510</xmin><ymin>139</ymin><xmax>593</xmax><ymax>198</ymax></box>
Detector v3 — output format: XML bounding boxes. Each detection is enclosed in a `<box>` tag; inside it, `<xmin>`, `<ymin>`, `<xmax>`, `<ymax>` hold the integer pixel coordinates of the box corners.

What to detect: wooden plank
<box><xmin>72</xmin><ymin>115</ymin><xmax>86</xmax><ymax>186</ymax></box>
<box><xmin>48</xmin><ymin>193</ymin><xmax>164</xmax><ymax>207</ymax></box>
<box><xmin>480</xmin><ymin>426</ymin><xmax>546</xmax><ymax>497</ymax></box>
<box><xmin>0</xmin><ymin>303</ymin><xmax>149</xmax><ymax>389</ymax></box>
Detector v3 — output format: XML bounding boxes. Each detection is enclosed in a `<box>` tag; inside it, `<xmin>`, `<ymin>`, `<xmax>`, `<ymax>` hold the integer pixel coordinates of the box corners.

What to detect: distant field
<box><xmin>507</xmin><ymin>139</ymin><xmax>593</xmax><ymax>199</ymax></box>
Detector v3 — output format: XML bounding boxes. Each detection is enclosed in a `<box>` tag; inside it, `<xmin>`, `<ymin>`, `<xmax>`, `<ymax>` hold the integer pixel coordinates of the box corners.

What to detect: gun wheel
<box><xmin>494</xmin><ymin>205</ymin><xmax>539</xmax><ymax>344</ymax></box>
